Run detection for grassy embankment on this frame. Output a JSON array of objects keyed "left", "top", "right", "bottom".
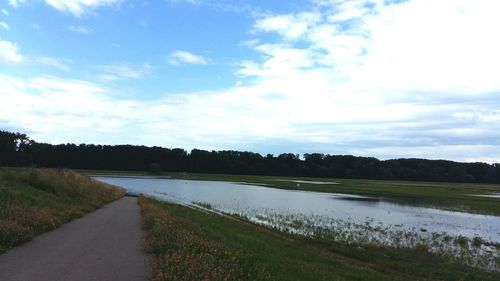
[
  {"left": 84, "top": 169, "right": 500, "bottom": 215},
  {"left": 0, "top": 168, "right": 124, "bottom": 253},
  {"left": 140, "top": 197, "right": 499, "bottom": 281}
]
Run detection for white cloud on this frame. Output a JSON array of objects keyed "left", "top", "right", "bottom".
[
  {"left": 0, "top": 21, "right": 9, "bottom": 30},
  {"left": 1, "top": 9, "right": 9, "bottom": 16},
  {"left": 239, "top": 0, "right": 500, "bottom": 160},
  {"left": 166, "top": 0, "right": 201, "bottom": 5},
  {"left": 248, "top": 0, "right": 500, "bottom": 101},
  {"left": 168, "top": 50, "right": 208, "bottom": 65},
  {"left": 254, "top": 12, "right": 321, "bottom": 40},
  {"left": 237, "top": 44, "right": 314, "bottom": 77},
  {"left": 44, "top": 0, "right": 120, "bottom": 17},
  {"left": 68, "top": 25, "right": 90, "bottom": 34},
  {"left": 0, "top": 39, "right": 23, "bottom": 63},
  {"left": 97, "top": 63, "right": 152, "bottom": 81},
  {"left": 8, "top": 0, "right": 27, "bottom": 8},
  {"left": 167, "top": 0, "right": 259, "bottom": 14},
  {"left": 0, "top": 75, "right": 130, "bottom": 138},
  {"left": 35, "top": 56, "right": 72, "bottom": 71},
  {"left": 8, "top": 0, "right": 119, "bottom": 16},
  {"left": 349, "top": 0, "right": 500, "bottom": 95}
]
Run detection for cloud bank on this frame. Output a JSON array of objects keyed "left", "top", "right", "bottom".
[{"left": 2, "top": 0, "right": 500, "bottom": 162}]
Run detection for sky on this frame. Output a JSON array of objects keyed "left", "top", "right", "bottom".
[{"left": 1, "top": 0, "right": 500, "bottom": 163}]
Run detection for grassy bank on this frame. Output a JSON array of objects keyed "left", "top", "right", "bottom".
[
  {"left": 83, "top": 169, "right": 500, "bottom": 215},
  {"left": 0, "top": 168, "right": 124, "bottom": 253},
  {"left": 139, "top": 197, "right": 499, "bottom": 281}
]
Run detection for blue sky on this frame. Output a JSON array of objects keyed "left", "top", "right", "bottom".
[{"left": 1, "top": 0, "right": 500, "bottom": 163}]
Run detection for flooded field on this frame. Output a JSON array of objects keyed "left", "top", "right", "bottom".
[{"left": 94, "top": 176, "right": 500, "bottom": 269}]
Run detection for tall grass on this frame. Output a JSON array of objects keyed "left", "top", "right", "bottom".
[{"left": 0, "top": 168, "right": 124, "bottom": 253}]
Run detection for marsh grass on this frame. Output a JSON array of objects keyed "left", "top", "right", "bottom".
[
  {"left": 192, "top": 201, "right": 213, "bottom": 210},
  {"left": 200, "top": 206, "right": 499, "bottom": 271},
  {"left": 140, "top": 197, "right": 500, "bottom": 280},
  {"left": 0, "top": 168, "right": 124, "bottom": 253}
]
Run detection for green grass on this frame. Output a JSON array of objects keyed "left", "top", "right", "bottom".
[
  {"left": 0, "top": 168, "right": 125, "bottom": 253},
  {"left": 140, "top": 197, "right": 500, "bottom": 281},
  {"left": 81, "top": 169, "right": 500, "bottom": 215}
]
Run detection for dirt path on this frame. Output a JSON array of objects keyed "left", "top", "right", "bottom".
[{"left": 0, "top": 196, "right": 149, "bottom": 281}]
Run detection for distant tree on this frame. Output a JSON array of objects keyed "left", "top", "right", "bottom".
[
  {"left": 0, "top": 130, "right": 33, "bottom": 166},
  {"left": 149, "top": 163, "right": 162, "bottom": 174}
]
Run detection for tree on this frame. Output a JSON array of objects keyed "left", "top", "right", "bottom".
[
  {"left": 0, "top": 130, "right": 33, "bottom": 166},
  {"left": 149, "top": 163, "right": 162, "bottom": 174}
]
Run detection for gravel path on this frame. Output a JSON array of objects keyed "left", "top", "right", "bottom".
[{"left": 0, "top": 196, "right": 149, "bottom": 281}]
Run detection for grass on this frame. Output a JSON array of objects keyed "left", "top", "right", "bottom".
[
  {"left": 139, "top": 196, "right": 500, "bottom": 281},
  {"left": 0, "top": 168, "right": 124, "bottom": 253}
]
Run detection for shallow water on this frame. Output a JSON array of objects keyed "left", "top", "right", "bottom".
[
  {"left": 471, "top": 193, "right": 500, "bottom": 199},
  {"left": 275, "top": 179, "right": 339, "bottom": 185},
  {"left": 94, "top": 176, "right": 500, "bottom": 243}
]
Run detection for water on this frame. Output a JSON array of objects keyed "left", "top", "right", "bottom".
[
  {"left": 94, "top": 176, "right": 500, "bottom": 243},
  {"left": 471, "top": 193, "right": 500, "bottom": 199},
  {"left": 275, "top": 179, "right": 339, "bottom": 184}
]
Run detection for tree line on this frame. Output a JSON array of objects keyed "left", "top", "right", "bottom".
[{"left": 1, "top": 130, "right": 500, "bottom": 183}]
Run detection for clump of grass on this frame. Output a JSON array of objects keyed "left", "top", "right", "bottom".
[
  {"left": 453, "top": 235, "right": 469, "bottom": 252},
  {"left": 0, "top": 168, "right": 124, "bottom": 253},
  {"left": 139, "top": 197, "right": 271, "bottom": 281},
  {"left": 472, "top": 237, "right": 483, "bottom": 248},
  {"left": 192, "top": 201, "right": 213, "bottom": 210}
]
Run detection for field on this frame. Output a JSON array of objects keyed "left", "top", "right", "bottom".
[
  {"left": 1, "top": 169, "right": 498, "bottom": 279},
  {"left": 83, "top": 170, "right": 500, "bottom": 215},
  {"left": 0, "top": 168, "right": 124, "bottom": 253},
  {"left": 140, "top": 196, "right": 500, "bottom": 281}
]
